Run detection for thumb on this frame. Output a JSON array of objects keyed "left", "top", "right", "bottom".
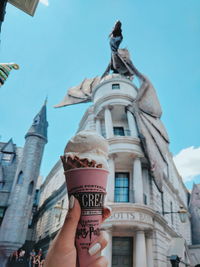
[{"left": 57, "top": 196, "right": 81, "bottom": 249}]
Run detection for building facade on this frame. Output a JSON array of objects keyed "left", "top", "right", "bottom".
[
  {"left": 32, "top": 74, "right": 200, "bottom": 267},
  {"left": 0, "top": 102, "right": 48, "bottom": 266},
  {"left": 189, "top": 184, "right": 200, "bottom": 266}
]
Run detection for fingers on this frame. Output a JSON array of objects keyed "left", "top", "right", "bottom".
[
  {"left": 88, "top": 231, "right": 109, "bottom": 256},
  {"left": 102, "top": 206, "right": 111, "bottom": 222},
  {"left": 88, "top": 256, "right": 108, "bottom": 267},
  {"left": 55, "top": 196, "right": 81, "bottom": 250}
]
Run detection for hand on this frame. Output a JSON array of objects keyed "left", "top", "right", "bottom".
[{"left": 44, "top": 196, "right": 111, "bottom": 267}]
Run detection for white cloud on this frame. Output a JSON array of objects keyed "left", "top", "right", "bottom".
[
  {"left": 40, "top": 0, "right": 49, "bottom": 6},
  {"left": 173, "top": 146, "right": 200, "bottom": 182}
]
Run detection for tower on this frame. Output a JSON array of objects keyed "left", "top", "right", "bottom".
[{"left": 0, "top": 102, "right": 48, "bottom": 266}]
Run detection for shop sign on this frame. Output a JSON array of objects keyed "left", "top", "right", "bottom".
[{"left": 108, "top": 211, "right": 153, "bottom": 225}]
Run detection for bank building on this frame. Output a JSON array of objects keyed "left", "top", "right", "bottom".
[{"left": 32, "top": 27, "right": 200, "bottom": 266}]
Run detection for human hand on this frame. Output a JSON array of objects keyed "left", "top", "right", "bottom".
[{"left": 44, "top": 196, "right": 111, "bottom": 267}]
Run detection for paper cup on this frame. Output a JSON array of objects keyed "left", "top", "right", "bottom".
[{"left": 65, "top": 168, "right": 108, "bottom": 267}]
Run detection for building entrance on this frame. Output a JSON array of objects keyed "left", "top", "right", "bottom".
[{"left": 112, "top": 237, "right": 133, "bottom": 266}]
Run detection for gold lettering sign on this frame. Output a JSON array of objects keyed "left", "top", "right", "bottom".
[
  {"left": 8, "top": 0, "right": 39, "bottom": 16},
  {"left": 108, "top": 211, "right": 153, "bottom": 225}
]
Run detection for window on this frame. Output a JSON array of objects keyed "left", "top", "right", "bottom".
[
  {"left": 17, "top": 171, "right": 23, "bottom": 184},
  {"left": 33, "top": 114, "right": 40, "bottom": 125},
  {"left": 28, "top": 181, "right": 34, "bottom": 195},
  {"left": 0, "top": 182, "right": 5, "bottom": 190},
  {"left": 113, "top": 127, "right": 125, "bottom": 136},
  {"left": 2, "top": 153, "right": 12, "bottom": 162},
  {"left": 143, "top": 193, "right": 147, "bottom": 205},
  {"left": 170, "top": 201, "right": 174, "bottom": 225},
  {"left": 33, "top": 189, "right": 40, "bottom": 206},
  {"left": 115, "top": 173, "right": 129, "bottom": 202},
  {"left": 1, "top": 153, "right": 13, "bottom": 165},
  {"left": 112, "top": 83, "right": 120, "bottom": 90},
  {"left": 58, "top": 199, "right": 65, "bottom": 222},
  {"left": 112, "top": 237, "right": 133, "bottom": 267},
  {"left": 0, "top": 207, "right": 6, "bottom": 225},
  {"left": 195, "top": 192, "right": 200, "bottom": 200}
]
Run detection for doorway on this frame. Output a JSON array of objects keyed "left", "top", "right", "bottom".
[{"left": 112, "top": 237, "right": 133, "bottom": 266}]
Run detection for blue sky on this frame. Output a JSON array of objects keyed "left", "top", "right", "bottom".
[{"left": 0, "top": 0, "right": 200, "bottom": 189}]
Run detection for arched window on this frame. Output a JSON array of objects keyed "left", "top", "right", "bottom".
[
  {"left": 28, "top": 181, "right": 34, "bottom": 195},
  {"left": 17, "top": 171, "right": 23, "bottom": 184}
]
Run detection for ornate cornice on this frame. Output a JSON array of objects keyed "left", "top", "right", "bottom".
[
  {"left": 92, "top": 76, "right": 137, "bottom": 98},
  {"left": 108, "top": 136, "right": 144, "bottom": 157},
  {"left": 93, "top": 94, "right": 134, "bottom": 116}
]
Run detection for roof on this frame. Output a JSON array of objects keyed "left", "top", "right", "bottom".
[
  {"left": 25, "top": 101, "right": 48, "bottom": 142},
  {"left": 0, "top": 139, "right": 15, "bottom": 153}
]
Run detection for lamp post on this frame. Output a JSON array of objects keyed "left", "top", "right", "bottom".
[
  {"left": 157, "top": 206, "right": 188, "bottom": 223},
  {"left": 170, "top": 255, "right": 181, "bottom": 267}
]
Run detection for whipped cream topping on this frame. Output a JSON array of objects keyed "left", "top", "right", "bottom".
[{"left": 64, "top": 130, "right": 109, "bottom": 170}]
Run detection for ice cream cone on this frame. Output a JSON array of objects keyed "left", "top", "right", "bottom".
[{"left": 64, "top": 167, "right": 108, "bottom": 267}]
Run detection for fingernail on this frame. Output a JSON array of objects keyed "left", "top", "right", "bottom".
[
  {"left": 88, "top": 243, "right": 101, "bottom": 256},
  {"left": 69, "top": 195, "right": 75, "bottom": 209}
]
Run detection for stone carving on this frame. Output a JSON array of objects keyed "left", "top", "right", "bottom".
[
  {"left": 127, "top": 76, "right": 170, "bottom": 191},
  {"left": 102, "top": 21, "right": 144, "bottom": 79},
  {"left": 54, "top": 77, "right": 100, "bottom": 108},
  {"left": 54, "top": 21, "right": 145, "bottom": 108}
]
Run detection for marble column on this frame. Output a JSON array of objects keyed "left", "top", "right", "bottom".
[
  {"left": 133, "top": 157, "right": 144, "bottom": 204},
  {"left": 95, "top": 116, "right": 101, "bottom": 135},
  {"left": 146, "top": 235, "right": 154, "bottom": 267},
  {"left": 135, "top": 231, "right": 147, "bottom": 267},
  {"left": 101, "top": 229, "right": 112, "bottom": 267},
  {"left": 104, "top": 106, "right": 113, "bottom": 138},
  {"left": 107, "top": 155, "right": 115, "bottom": 202},
  {"left": 127, "top": 109, "right": 138, "bottom": 137}
]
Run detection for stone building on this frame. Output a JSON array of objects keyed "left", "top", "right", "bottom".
[
  {"left": 32, "top": 72, "right": 200, "bottom": 266},
  {"left": 189, "top": 184, "right": 200, "bottom": 266},
  {"left": 0, "top": 102, "right": 48, "bottom": 266}
]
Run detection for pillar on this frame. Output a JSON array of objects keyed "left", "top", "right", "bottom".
[
  {"left": 135, "top": 231, "right": 147, "bottom": 267},
  {"left": 95, "top": 116, "right": 101, "bottom": 135},
  {"left": 127, "top": 109, "right": 138, "bottom": 137},
  {"left": 107, "top": 155, "right": 115, "bottom": 202},
  {"left": 104, "top": 106, "right": 113, "bottom": 138},
  {"left": 146, "top": 235, "right": 154, "bottom": 267},
  {"left": 101, "top": 229, "right": 112, "bottom": 267},
  {"left": 133, "top": 157, "right": 144, "bottom": 204}
]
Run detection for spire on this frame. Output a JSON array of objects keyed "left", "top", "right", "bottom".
[{"left": 25, "top": 101, "right": 48, "bottom": 143}]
